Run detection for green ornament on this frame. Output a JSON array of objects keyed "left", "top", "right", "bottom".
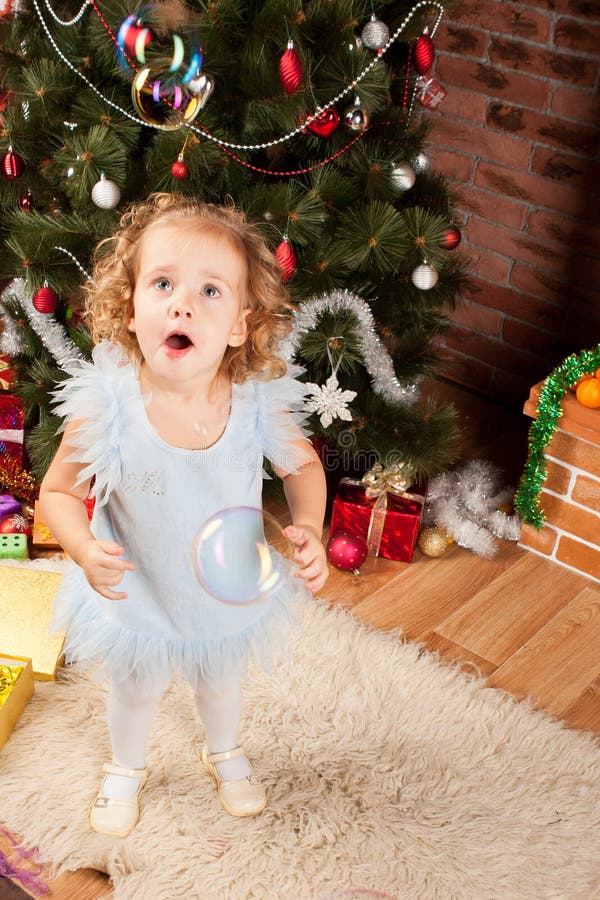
[{"left": 514, "top": 346, "right": 600, "bottom": 528}]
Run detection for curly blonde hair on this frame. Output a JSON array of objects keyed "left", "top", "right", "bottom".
[{"left": 84, "top": 192, "right": 293, "bottom": 382}]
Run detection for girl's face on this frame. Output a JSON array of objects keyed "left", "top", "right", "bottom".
[{"left": 128, "top": 221, "right": 250, "bottom": 389}]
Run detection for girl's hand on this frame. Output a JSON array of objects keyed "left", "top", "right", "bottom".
[
  {"left": 283, "top": 524, "right": 329, "bottom": 595},
  {"left": 76, "top": 539, "right": 136, "bottom": 601}
]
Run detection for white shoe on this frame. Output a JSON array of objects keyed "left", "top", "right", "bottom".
[
  {"left": 200, "top": 745, "right": 267, "bottom": 817},
  {"left": 89, "top": 762, "right": 148, "bottom": 838}
]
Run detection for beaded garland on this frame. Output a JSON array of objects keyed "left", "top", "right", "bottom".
[{"left": 514, "top": 345, "right": 600, "bottom": 528}]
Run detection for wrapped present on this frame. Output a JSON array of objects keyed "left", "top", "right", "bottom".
[
  {"left": 0, "top": 354, "right": 16, "bottom": 390},
  {"left": 330, "top": 463, "right": 427, "bottom": 562},
  {"left": 0, "top": 567, "right": 65, "bottom": 680},
  {"left": 0, "top": 394, "right": 24, "bottom": 466},
  {"left": 416, "top": 75, "right": 447, "bottom": 110},
  {"left": 0, "top": 654, "right": 34, "bottom": 751}
]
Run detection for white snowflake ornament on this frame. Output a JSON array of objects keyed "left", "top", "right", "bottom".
[{"left": 304, "top": 372, "right": 357, "bottom": 428}]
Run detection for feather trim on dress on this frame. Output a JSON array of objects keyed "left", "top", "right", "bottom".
[
  {"left": 52, "top": 342, "right": 138, "bottom": 506},
  {"left": 255, "top": 363, "right": 313, "bottom": 476}
]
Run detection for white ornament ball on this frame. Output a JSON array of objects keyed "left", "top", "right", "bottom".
[
  {"left": 361, "top": 15, "right": 389, "bottom": 50},
  {"left": 91, "top": 175, "right": 121, "bottom": 209},
  {"left": 390, "top": 163, "right": 416, "bottom": 192},
  {"left": 412, "top": 152, "right": 430, "bottom": 174},
  {"left": 411, "top": 263, "right": 439, "bottom": 290}
]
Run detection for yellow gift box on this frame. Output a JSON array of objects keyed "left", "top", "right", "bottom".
[
  {"left": 0, "top": 566, "right": 65, "bottom": 680},
  {"left": 0, "top": 653, "right": 34, "bottom": 751}
]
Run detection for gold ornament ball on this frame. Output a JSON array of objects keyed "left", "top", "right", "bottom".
[{"left": 418, "top": 526, "right": 451, "bottom": 558}]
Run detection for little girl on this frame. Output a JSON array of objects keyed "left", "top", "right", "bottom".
[{"left": 39, "top": 192, "right": 328, "bottom": 839}]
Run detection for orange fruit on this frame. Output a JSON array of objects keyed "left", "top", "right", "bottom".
[
  {"left": 575, "top": 376, "right": 600, "bottom": 408},
  {"left": 569, "top": 374, "right": 593, "bottom": 392}
]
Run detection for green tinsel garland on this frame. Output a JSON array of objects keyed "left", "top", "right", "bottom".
[{"left": 514, "top": 345, "right": 600, "bottom": 528}]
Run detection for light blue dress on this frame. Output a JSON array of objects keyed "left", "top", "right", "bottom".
[{"left": 51, "top": 342, "right": 313, "bottom": 688}]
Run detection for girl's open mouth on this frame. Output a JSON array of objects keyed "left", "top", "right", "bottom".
[{"left": 164, "top": 333, "right": 193, "bottom": 356}]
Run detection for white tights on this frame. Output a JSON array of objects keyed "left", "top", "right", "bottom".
[{"left": 102, "top": 669, "right": 251, "bottom": 801}]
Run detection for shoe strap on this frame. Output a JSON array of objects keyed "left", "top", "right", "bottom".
[
  {"left": 205, "top": 746, "right": 245, "bottom": 764},
  {"left": 102, "top": 762, "right": 148, "bottom": 779}
]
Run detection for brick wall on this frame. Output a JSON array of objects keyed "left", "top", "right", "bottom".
[
  {"left": 426, "top": 0, "right": 600, "bottom": 407},
  {"left": 519, "top": 382, "right": 600, "bottom": 583}
]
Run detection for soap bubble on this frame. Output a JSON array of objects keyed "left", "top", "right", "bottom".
[{"left": 191, "top": 507, "right": 293, "bottom": 605}]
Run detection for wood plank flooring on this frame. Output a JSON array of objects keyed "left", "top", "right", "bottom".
[{"left": 2, "top": 378, "right": 599, "bottom": 899}]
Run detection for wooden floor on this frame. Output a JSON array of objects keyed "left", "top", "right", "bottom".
[{"left": 2, "top": 378, "right": 600, "bottom": 899}]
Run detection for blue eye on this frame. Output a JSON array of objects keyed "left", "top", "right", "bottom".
[
  {"left": 155, "top": 278, "right": 173, "bottom": 291},
  {"left": 203, "top": 284, "right": 221, "bottom": 298}
]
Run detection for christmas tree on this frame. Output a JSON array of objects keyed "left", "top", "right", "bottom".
[{"left": 0, "top": 0, "right": 468, "bottom": 489}]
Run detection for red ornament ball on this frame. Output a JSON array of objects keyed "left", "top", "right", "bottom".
[
  {"left": 442, "top": 225, "right": 461, "bottom": 250},
  {"left": 20, "top": 190, "right": 34, "bottom": 212},
  {"left": 415, "top": 32, "right": 435, "bottom": 75},
  {"left": 171, "top": 158, "right": 189, "bottom": 180},
  {"left": 279, "top": 42, "right": 303, "bottom": 94},
  {"left": 2, "top": 149, "right": 25, "bottom": 179},
  {"left": 33, "top": 285, "right": 59, "bottom": 314},
  {"left": 275, "top": 238, "right": 297, "bottom": 282},
  {"left": 0, "top": 513, "right": 31, "bottom": 536},
  {"left": 326, "top": 532, "right": 369, "bottom": 573}
]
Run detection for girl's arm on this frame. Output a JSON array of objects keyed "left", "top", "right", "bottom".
[
  {"left": 39, "top": 422, "right": 135, "bottom": 600},
  {"left": 275, "top": 445, "right": 329, "bottom": 594}
]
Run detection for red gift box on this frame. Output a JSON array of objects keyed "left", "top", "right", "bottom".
[
  {"left": 0, "top": 394, "right": 24, "bottom": 465},
  {"left": 330, "top": 474, "right": 427, "bottom": 562},
  {"left": 416, "top": 75, "right": 447, "bottom": 110}
]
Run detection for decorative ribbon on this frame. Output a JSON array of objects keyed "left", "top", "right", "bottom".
[
  {"left": 0, "top": 826, "right": 50, "bottom": 895},
  {"left": 0, "top": 429, "right": 23, "bottom": 443},
  {"left": 356, "top": 462, "right": 423, "bottom": 556}
]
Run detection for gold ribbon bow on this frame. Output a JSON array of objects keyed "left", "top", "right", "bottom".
[{"left": 360, "top": 462, "right": 419, "bottom": 557}]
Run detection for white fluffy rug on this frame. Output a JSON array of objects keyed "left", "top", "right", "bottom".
[{"left": 1, "top": 600, "right": 600, "bottom": 900}]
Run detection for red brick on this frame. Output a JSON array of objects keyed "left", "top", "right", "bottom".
[
  {"left": 437, "top": 56, "right": 550, "bottom": 110},
  {"left": 445, "top": 324, "right": 552, "bottom": 381},
  {"left": 572, "top": 474, "right": 600, "bottom": 514},
  {"left": 437, "top": 24, "right": 488, "bottom": 59},
  {"left": 510, "top": 262, "right": 573, "bottom": 302},
  {"left": 523, "top": 0, "right": 600, "bottom": 15},
  {"left": 502, "top": 317, "right": 569, "bottom": 357},
  {"left": 531, "top": 148, "right": 599, "bottom": 191},
  {"left": 467, "top": 218, "right": 573, "bottom": 277},
  {"left": 572, "top": 254, "right": 600, "bottom": 288},
  {"left": 446, "top": 298, "right": 502, "bottom": 335},
  {"left": 428, "top": 117, "right": 531, "bottom": 170},
  {"left": 547, "top": 431, "right": 600, "bottom": 478},
  {"left": 486, "top": 103, "right": 598, "bottom": 155},
  {"left": 428, "top": 145, "right": 474, "bottom": 184},
  {"left": 545, "top": 459, "right": 573, "bottom": 495},
  {"left": 519, "top": 522, "right": 558, "bottom": 555},
  {"left": 488, "top": 36, "right": 596, "bottom": 86},
  {"left": 470, "top": 278, "right": 565, "bottom": 330},
  {"left": 455, "top": 184, "right": 528, "bottom": 230},
  {"left": 541, "top": 492, "right": 600, "bottom": 542},
  {"left": 527, "top": 209, "right": 600, "bottom": 251},
  {"left": 444, "top": 1, "right": 552, "bottom": 43},
  {"left": 462, "top": 245, "right": 511, "bottom": 283},
  {"left": 475, "top": 161, "right": 585, "bottom": 217},
  {"left": 434, "top": 86, "right": 487, "bottom": 124},
  {"left": 556, "top": 536, "right": 600, "bottom": 582},
  {"left": 436, "top": 346, "right": 495, "bottom": 393},
  {"left": 555, "top": 17, "right": 600, "bottom": 56},
  {"left": 551, "top": 85, "right": 598, "bottom": 124}
]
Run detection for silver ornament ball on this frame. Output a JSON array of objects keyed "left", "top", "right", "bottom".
[
  {"left": 390, "top": 163, "right": 416, "bottom": 192},
  {"left": 412, "top": 152, "right": 430, "bottom": 174},
  {"left": 344, "top": 98, "right": 369, "bottom": 132},
  {"left": 361, "top": 16, "right": 389, "bottom": 50},
  {"left": 411, "top": 263, "right": 439, "bottom": 290},
  {"left": 91, "top": 175, "right": 121, "bottom": 210}
]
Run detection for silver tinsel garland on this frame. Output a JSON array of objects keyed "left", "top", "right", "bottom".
[
  {"left": 280, "top": 289, "right": 418, "bottom": 406},
  {"left": 424, "top": 459, "right": 522, "bottom": 558},
  {"left": 0, "top": 278, "right": 83, "bottom": 367}
]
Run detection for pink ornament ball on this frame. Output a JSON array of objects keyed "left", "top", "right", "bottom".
[{"left": 326, "top": 532, "right": 368, "bottom": 573}]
